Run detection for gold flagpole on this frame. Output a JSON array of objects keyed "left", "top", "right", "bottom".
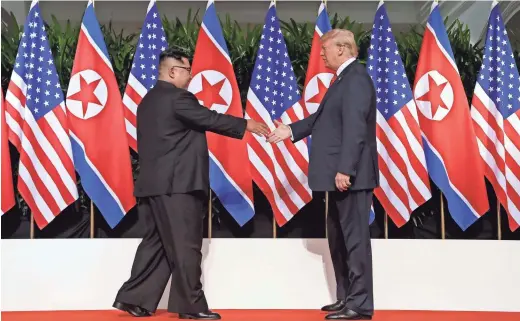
[
  {"left": 30, "top": 212, "right": 35, "bottom": 239},
  {"left": 440, "top": 193, "right": 445, "bottom": 239},
  {"left": 90, "top": 201, "right": 95, "bottom": 238},
  {"left": 497, "top": 201, "right": 502, "bottom": 240},
  {"left": 273, "top": 215, "right": 277, "bottom": 238},
  {"left": 208, "top": 190, "right": 212, "bottom": 239},
  {"left": 384, "top": 212, "right": 388, "bottom": 239}
]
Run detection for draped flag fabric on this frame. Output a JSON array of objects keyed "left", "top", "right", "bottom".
[
  {"left": 188, "top": 0, "right": 255, "bottom": 226},
  {"left": 413, "top": 2, "right": 489, "bottom": 230},
  {"left": 367, "top": 1, "right": 431, "bottom": 227},
  {"left": 1, "top": 91, "right": 16, "bottom": 215},
  {"left": 297, "top": 0, "right": 333, "bottom": 150},
  {"left": 245, "top": 1, "right": 312, "bottom": 226},
  {"left": 4, "top": 0, "right": 78, "bottom": 228},
  {"left": 66, "top": 0, "right": 135, "bottom": 228},
  {"left": 471, "top": 0, "right": 520, "bottom": 231},
  {"left": 123, "top": 0, "right": 168, "bottom": 152}
]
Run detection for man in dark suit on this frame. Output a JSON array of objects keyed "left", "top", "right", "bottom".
[
  {"left": 268, "top": 29, "right": 378, "bottom": 320},
  {"left": 113, "top": 48, "right": 269, "bottom": 320}
]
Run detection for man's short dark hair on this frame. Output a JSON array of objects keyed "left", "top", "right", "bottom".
[{"left": 159, "top": 48, "right": 190, "bottom": 64}]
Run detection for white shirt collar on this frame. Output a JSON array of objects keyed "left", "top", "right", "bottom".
[{"left": 336, "top": 57, "right": 356, "bottom": 76}]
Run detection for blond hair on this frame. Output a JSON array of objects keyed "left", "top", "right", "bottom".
[{"left": 321, "top": 29, "right": 358, "bottom": 57}]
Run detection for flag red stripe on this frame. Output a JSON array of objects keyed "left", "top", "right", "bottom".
[
  {"left": 383, "top": 117, "right": 427, "bottom": 205},
  {"left": 127, "top": 134, "right": 137, "bottom": 152},
  {"left": 7, "top": 84, "right": 27, "bottom": 111},
  {"left": 248, "top": 135, "right": 299, "bottom": 215},
  {"left": 473, "top": 120, "right": 506, "bottom": 175},
  {"left": 17, "top": 178, "right": 51, "bottom": 229},
  {"left": 21, "top": 120, "right": 75, "bottom": 205},
  {"left": 400, "top": 107, "right": 430, "bottom": 187},
  {"left": 472, "top": 96, "right": 505, "bottom": 144},
  {"left": 377, "top": 152, "right": 412, "bottom": 215},
  {"left": 271, "top": 142, "right": 312, "bottom": 204},
  {"left": 504, "top": 121, "right": 520, "bottom": 155},
  {"left": 374, "top": 185, "right": 407, "bottom": 227},
  {"left": 376, "top": 125, "right": 419, "bottom": 210},
  {"left": 248, "top": 154, "right": 288, "bottom": 226},
  {"left": 18, "top": 153, "right": 61, "bottom": 216},
  {"left": 40, "top": 110, "right": 76, "bottom": 182},
  {"left": 282, "top": 137, "right": 310, "bottom": 177},
  {"left": 5, "top": 101, "right": 23, "bottom": 150}
]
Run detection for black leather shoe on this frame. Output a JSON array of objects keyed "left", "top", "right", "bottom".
[
  {"left": 113, "top": 301, "right": 152, "bottom": 317},
  {"left": 325, "top": 308, "right": 371, "bottom": 320},
  {"left": 321, "top": 300, "right": 346, "bottom": 312},
  {"left": 179, "top": 311, "right": 221, "bottom": 320}
]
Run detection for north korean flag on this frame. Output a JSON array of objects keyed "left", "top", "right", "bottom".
[
  {"left": 65, "top": 0, "right": 136, "bottom": 228},
  {"left": 412, "top": 2, "right": 489, "bottom": 230},
  {"left": 188, "top": 0, "right": 255, "bottom": 226}
]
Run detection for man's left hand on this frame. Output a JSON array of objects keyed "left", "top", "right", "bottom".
[{"left": 335, "top": 173, "right": 351, "bottom": 192}]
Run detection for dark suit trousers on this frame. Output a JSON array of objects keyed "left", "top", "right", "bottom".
[
  {"left": 327, "top": 190, "right": 374, "bottom": 315},
  {"left": 115, "top": 192, "right": 208, "bottom": 313}
]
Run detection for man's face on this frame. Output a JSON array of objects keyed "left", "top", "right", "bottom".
[
  {"left": 170, "top": 57, "right": 192, "bottom": 89},
  {"left": 320, "top": 39, "right": 343, "bottom": 71}
]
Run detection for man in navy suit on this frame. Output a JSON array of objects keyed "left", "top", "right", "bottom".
[{"left": 268, "top": 29, "right": 378, "bottom": 320}]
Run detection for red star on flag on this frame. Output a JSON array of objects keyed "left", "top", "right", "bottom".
[
  {"left": 416, "top": 75, "right": 449, "bottom": 116},
  {"left": 196, "top": 76, "right": 227, "bottom": 110},
  {"left": 306, "top": 77, "right": 329, "bottom": 104},
  {"left": 68, "top": 75, "right": 102, "bottom": 118}
]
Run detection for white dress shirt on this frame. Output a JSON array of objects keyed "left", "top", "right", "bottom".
[{"left": 336, "top": 57, "right": 356, "bottom": 76}]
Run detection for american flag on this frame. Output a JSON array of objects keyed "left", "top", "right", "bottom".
[
  {"left": 4, "top": 0, "right": 78, "bottom": 228},
  {"left": 366, "top": 1, "right": 431, "bottom": 227},
  {"left": 245, "top": 1, "right": 312, "bottom": 226},
  {"left": 123, "top": 0, "right": 168, "bottom": 152},
  {"left": 471, "top": 1, "right": 520, "bottom": 231}
]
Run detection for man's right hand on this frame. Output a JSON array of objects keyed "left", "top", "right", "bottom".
[
  {"left": 267, "top": 120, "right": 292, "bottom": 143},
  {"left": 246, "top": 119, "right": 270, "bottom": 137}
]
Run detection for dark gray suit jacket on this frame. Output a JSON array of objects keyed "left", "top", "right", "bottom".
[
  {"left": 290, "top": 60, "right": 379, "bottom": 191},
  {"left": 134, "top": 80, "right": 247, "bottom": 197}
]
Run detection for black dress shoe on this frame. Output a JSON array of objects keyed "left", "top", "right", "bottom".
[
  {"left": 325, "top": 308, "right": 371, "bottom": 320},
  {"left": 179, "top": 311, "right": 221, "bottom": 320},
  {"left": 113, "top": 301, "right": 152, "bottom": 317},
  {"left": 321, "top": 300, "right": 346, "bottom": 312}
]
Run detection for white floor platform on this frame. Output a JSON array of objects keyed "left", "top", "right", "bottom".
[{"left": 1, "top": 239, "right": 519, "bottom": 312}]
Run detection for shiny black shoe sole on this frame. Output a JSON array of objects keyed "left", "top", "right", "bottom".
[
  {"left": 113, "top": 301, "right": 152, "bottom": 317},
  {"left": 179, "top": 313, "right": 221, "bottom": 320},
  {"left": 321, "top": 301, "right": 347, "bottom": 312}
]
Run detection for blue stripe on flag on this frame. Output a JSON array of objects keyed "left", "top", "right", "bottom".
[
  {"left": 82, "top": 2, "right": 111, "bottom": 62},
  {"left": 209, "top": 157, "right": 255, "bottom": 226},
  {"left": 202, "top": 2, "right": 230, "bottom": 57},
  {"left": 427, "top": 4, "right": 456, "bottom": 63},
  {"left": 71, "top": 138, "right": 125, "bottom": 228},
  {"left": 316, "top": 6, "right": 332, "bottom": 32},
  {"left": 422, "top": 138, "right": 479, "bottom": 230}
]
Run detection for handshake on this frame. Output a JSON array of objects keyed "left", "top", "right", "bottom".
[{"left": 246, "top": 119, "right": 292, "bottom": 144}]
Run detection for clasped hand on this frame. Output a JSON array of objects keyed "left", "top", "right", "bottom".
[
  {"left": 247, "top": 119, "right": 292, "bottom": 143},
  {"left": 246, "top": 119, "right": 270, "bottom": 137},
  {"left": 265, "top": 120, "right": 351, "bottom": 192},
  {"left": 266, "top": 120, "right": 292, "bottom": 143}
]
